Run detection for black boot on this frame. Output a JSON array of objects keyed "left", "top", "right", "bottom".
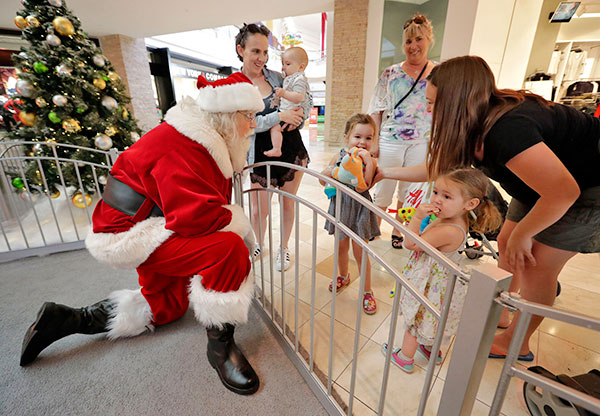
[
  {"left": 206, "top": 324, "right": 259, "bottom": 395},
  {"left": 20, "top": 300, "right": 112, "bottom": 366}
]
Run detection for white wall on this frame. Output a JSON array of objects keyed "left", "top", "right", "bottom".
[{"left": 442, "top": 0, "right": 543, "bottom": 89}]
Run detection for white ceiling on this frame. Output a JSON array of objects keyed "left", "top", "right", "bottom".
[{"left": 0, "top": 0, "right": 334, "bottom": 38}]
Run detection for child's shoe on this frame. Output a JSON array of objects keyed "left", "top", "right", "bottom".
[
  {"left": 329, "top": 274, "right": 350, "bottom": 292},
  {"left": 381, "top": 343, "right": 414, "bottom": 373},
  {"left": 416, "top": 344, "right": 442, "bottom": 365},
  {"left": 362, "top": 291, "right": 377, "bottom": 315}
]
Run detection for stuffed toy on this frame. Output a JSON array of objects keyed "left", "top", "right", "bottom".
[{"left": 332, "top": 147, "right": 367, "bottom": 191}]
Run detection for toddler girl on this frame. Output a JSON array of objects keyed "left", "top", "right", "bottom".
[
  {"left": 321, "top": 113, "right": 380, "bottom": 314},
  {"left": 383, "top": 167, "right": 502, "bottom": 372}
]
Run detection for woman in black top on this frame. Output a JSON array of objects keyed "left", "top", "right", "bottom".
[{"left": 377, "top": 55, "right": 600, "bottom": 361}]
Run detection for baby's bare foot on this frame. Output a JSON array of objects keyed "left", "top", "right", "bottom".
[{"left": 264, "top": 148, "right": 282, "bottom": 157}]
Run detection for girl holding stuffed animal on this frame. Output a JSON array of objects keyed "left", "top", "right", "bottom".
[
  {"left": 382, "top": 167, "right": 501, "bottom": 372},
  {"left": 321, "top": 113, "right": 381, "bottom": 314}
]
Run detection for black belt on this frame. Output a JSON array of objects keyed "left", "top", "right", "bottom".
[{"left": 102, "top": 174, "right": 163, "bottom": 218}]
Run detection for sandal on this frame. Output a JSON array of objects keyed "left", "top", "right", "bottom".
[
  {"left": 329, "top": 274, "right": 351, "bottom": 292},
  {"left": 363, "top": 291, "right": 377, "bottom": 314},
  {"left": 391, "top": 235, "right": 404, "bottom": 249}
]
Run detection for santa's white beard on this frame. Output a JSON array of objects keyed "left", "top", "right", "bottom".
[{"left": 226, "top": 129, "right": 253, "bottom": 173}]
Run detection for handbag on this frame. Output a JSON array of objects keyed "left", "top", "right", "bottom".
[{"left": 382, "top": 61, "right": 429, "bottom": 124}]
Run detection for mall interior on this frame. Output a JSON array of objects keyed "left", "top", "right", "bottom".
[{"left": 1, "top": 0, "right": 600, "bottom": 415}]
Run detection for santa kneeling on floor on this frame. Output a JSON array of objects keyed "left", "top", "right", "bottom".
[{"left": 20, "top": 72, "right": 263, "bottom": 396}]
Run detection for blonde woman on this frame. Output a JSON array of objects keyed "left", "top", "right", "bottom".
[{"left": 368, "top": 13, "right": 436, "bottom": 249}]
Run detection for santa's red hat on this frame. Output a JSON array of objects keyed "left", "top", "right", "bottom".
[{"left": 195, "top": 72, "right": 264, "bottom": 113}]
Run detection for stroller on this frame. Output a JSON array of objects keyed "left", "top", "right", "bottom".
[
  {"left": 523, "top": 366, "right": 600, "bottom": 416},
  {"left": 460, "top": 179, "right": 507, "bottom": 261}
]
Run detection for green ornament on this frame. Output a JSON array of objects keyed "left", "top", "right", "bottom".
[
  {"left": 103, "top": 76, "right": 109, "bottom": 81},
  {"left": 48, "top": 111, "right": 61, "bottom": 124},
  {"left": 33, "top": 62, "right": 48, "bottom": 74},
  {"left": 12, "top": 177, "right": 25, "bottom": 189},
  {"left": 76, "top": 107, "right": 86, "bottom": 114}
]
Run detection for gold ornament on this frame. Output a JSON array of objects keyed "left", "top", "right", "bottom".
[
  {"left": 53, "top": 16, "right": 75, "bottom": 36},
  {"left": 14, "top": 16, "right": 27, "bottom": 29},
  {"left": 26, "top": 16, "right": 41, "bottom": 27},
  {"left": 93, "top": 78, "right": 106, "bottom": 90},
  {"left": 71, "top": 192, "right": 92, "bottom": 208},
  {"left": 104, "top": 126, "right": 117, "bottom": 136},
  {"left": 35, "top": 97, "right": 48, "bottom": 107},
  {"left": 50, "top": 190, "right": 61, "bottom": 199},
  {"left": 107, "top": 71, "right": 120, "bottom": 82},
  {"left": 77, "top": 61, "right": 85, "bottom": 68},
  {"left": 19, "top": 112, "right": 35, "bottom": 126},
  {"left": 121, "top": 108, "right": 129, "bottom": 119},
  {"left": 62, "top": 119, "right": 81, "bottom": 133},
  {"left": 45, "top": 138, "right": 57, "bottom": 143}
]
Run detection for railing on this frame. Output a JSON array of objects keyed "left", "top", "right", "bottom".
[
  {"left": 234, "top": 161, "right": 513, "bottom": 415},
  {"left": 0, "top": 141, "right": 117, "bottom": 262},
  {"left": 490, "top": 292, "right": 600, "bottom": 416}
]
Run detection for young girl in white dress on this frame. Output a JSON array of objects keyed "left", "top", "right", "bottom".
[{"left": 383, "top": 167, "right": 502, "bottom": 372}]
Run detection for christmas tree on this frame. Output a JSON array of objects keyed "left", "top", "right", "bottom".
[{"left": 8, "top": 0, "right": 142, "bottom": 199}]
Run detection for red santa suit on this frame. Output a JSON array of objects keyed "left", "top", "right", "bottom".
[{"left": 85, "top": 77, "right": 262, "bottom": 339}]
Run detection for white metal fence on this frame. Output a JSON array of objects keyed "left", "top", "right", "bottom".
[
  {"left": 234, "top": 161, "right": 600, "bottom": 416},
  {"left": 0, "top": 140, "right": 116, "bottom": 263},
  {"left": 3, "top": 145, "right": 599, "bottom": 415}
]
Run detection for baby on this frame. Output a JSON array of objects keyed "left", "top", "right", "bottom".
[{"left": 264, "top": 47, "right": 312, "bottom": 157}]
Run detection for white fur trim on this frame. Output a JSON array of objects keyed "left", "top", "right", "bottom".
[
  {"left": 85, "top": 217, "right": 174, "bottom": 269},
  {"left": 106, "top": 289, "right": 154, "bottom": 340},
  {"left": 164, "top": 99, "right": 234, "bottom": 179},
  {"left": 196, "top": 82, "right": 264, "bottom": 113},
  {"left": 188, "top": 274, "right": 254, "bottom": 328},
  {"left": 220, "top": 204, "right": 252, "bottom": 238}
]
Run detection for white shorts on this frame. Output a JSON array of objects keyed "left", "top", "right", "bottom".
[{"left": 373, "top": 140, "right": 428, "bottom": 208}]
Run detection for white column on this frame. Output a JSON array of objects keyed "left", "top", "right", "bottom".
[{"left": 361, "top": 0, "right": 385, "bottom": 112}]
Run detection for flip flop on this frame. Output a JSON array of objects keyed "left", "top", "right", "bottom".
[{"left": 488, "top": 350, "right": 534, "bottom": 362}]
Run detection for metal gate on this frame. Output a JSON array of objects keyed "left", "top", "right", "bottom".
[{"left": 0, "top": 140, "right": 116, "bottom": 263}]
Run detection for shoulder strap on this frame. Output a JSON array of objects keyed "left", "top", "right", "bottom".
[{"left": 392, "top": 61, "right": 429, "bottom": 111}]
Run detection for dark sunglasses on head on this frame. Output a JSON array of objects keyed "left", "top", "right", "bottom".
[{"left": 404, "top": 15, "right": 426, "bottom": 29}]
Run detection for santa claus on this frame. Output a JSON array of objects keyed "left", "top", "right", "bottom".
[{"left": 20, "top": 72, "right": 263, "bottom": 395}]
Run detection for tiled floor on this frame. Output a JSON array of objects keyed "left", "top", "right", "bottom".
[{"left": 249, "top": 126, "right": 600, "bottom": 415}]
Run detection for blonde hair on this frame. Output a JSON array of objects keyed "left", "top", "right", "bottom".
[
  {"left": 426, "top": 56, "right": 551, "bottom": 179},
  {"left": 440, "top": 167, "right": 503, "bottom": 234},
  {"left": 343, "top": 113, "right": 376, "bottom": 143},
  {"left": 284, "top": 47, "right": 309, "bottom": 67},
  {"left": 403, "top": 13, "right": 434, "bottom": 44}
]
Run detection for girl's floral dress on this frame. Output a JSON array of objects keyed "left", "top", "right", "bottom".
[{"left": 400, "top": 223, "right": 468, "bottom": 346}]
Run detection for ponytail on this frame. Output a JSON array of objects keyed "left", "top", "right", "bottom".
[{"left": 470, "top": 197, "right": 502, "bottom": 235}]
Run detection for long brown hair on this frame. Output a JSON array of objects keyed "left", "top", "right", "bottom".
[
  {"left": 441, "top": 167, "right": 503, "bottom": 234},
  {"left": 426, "top": 56, "right": 551, "bottom": 179}
]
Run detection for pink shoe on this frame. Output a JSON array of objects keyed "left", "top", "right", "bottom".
[
  {"left": 417, "top": 344, "right": 442, "bottom": 365},
  {"left": 381, "top": 343, "right": 414, "bottom": 373},
  {"left": 329, "top": 275, "right": 350, "bottom": 292},
  {"left": 363, "top": 291, "right": 377, "bottom": 315}
]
